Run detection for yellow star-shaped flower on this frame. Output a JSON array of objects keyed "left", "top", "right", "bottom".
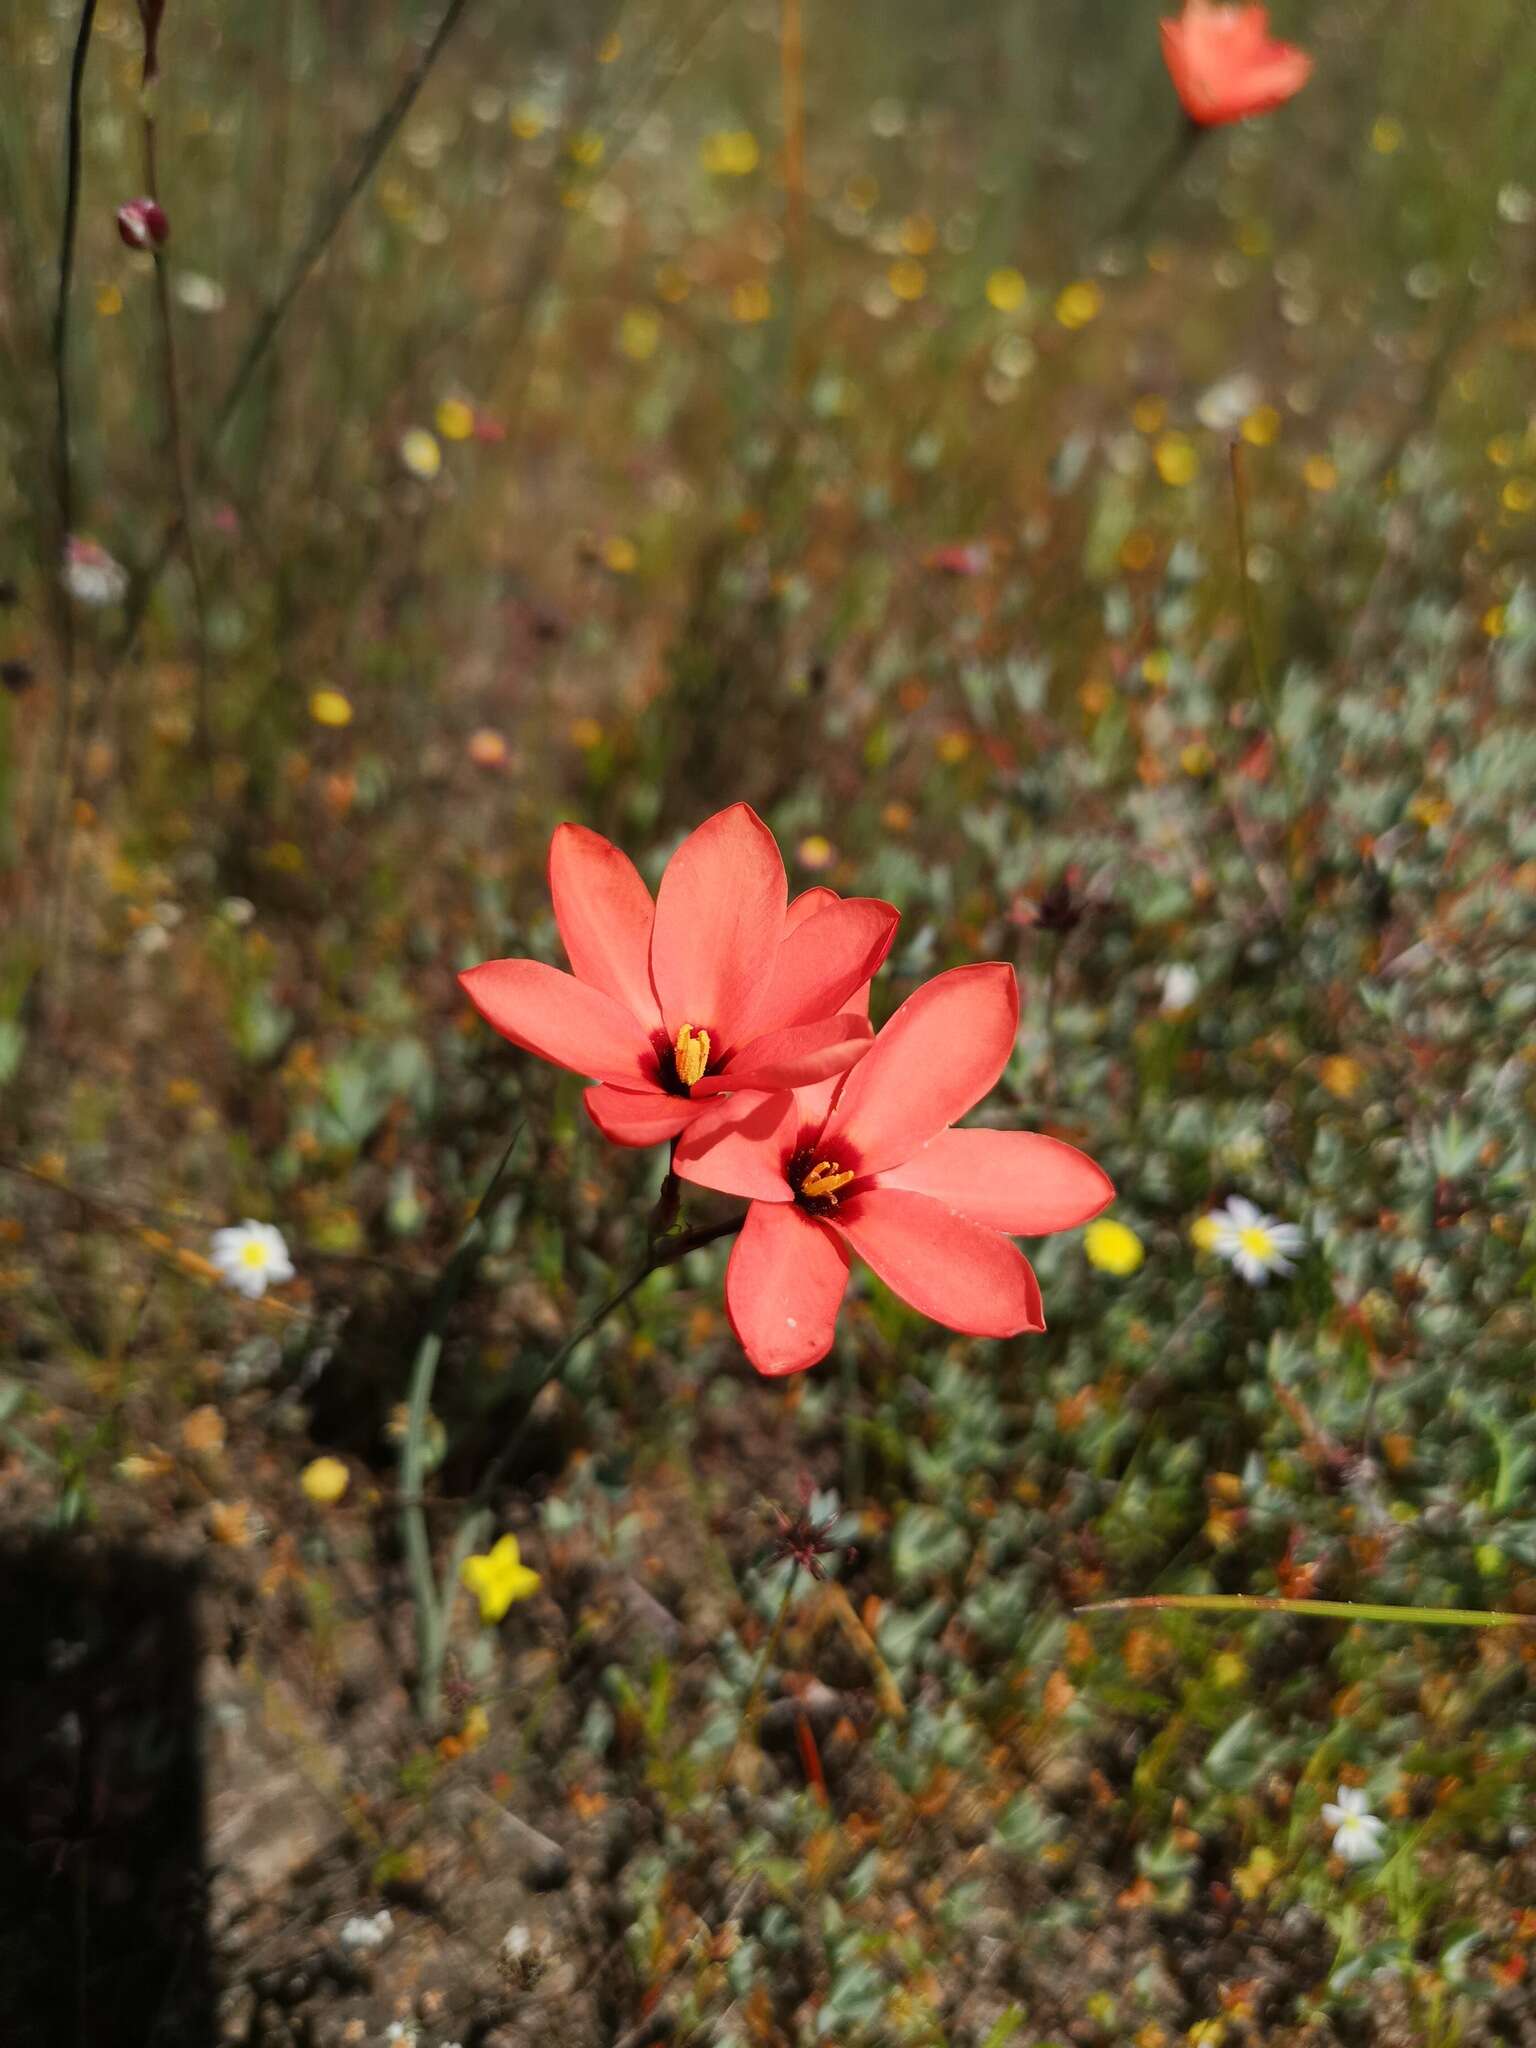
[{"left": 460, "top": 1535, "right": 541, "bottom": 1623}]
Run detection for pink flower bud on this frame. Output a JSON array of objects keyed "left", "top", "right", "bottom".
[{"left": 117, "top": 198, "right": 170, "bottom": 251}]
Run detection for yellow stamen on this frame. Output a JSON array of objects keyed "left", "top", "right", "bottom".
[
  {"left": 800, "top": 1160, "right": 854, "bottom": 1200},
  {"left": 673, "top": 1023, "right": 711, "bottom": 1087}
]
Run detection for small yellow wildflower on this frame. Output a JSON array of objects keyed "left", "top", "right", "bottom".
[
  {"left": 701, "top": 129, "right": 759, "bottom": 176},
  {"left": 731, "top": 279, "right": 772, "bottom": 324},
  {"left": 461, "top": 1535, "right": 541, "bottom": 1623},
  {"left": 301, "top": 1456, "right": 350, "bottom": 1504},
  {"left": 1055, "top": 280, "right": 1102, "bottom": 329},
  {"left": 986, "top": 266, "right": 1027, "bottom": 312},
  {"left": 619, "top": 307, "right": 661, "bottom": 360},
  {"left": 1233, "top": 1845, "right": 1278, "bottom": 1900},
  {"left": 309, "top": 689, "right": 353, "bottom": 728},
  {"left": 1319, "top": 1054, "right": 1365, "bottom": 1100},
  {"left": 1371, "top": 115, "right": 1404, "bottom": 154},
  {"left": 1190, "top": 1213, "right": 1223, "bottom": 1253},
  {"left": 601, "top": 535, "right": 638, "bottom": 575},
  {"left": 797, "top": 833, "right": 834, "bottom": 870},
  {"left": 1084, "top": 1219, "right": 1145, "bottom": 1277},
  {"left": 1242, "top": 405, "right": 1281, "bottom": 447},
  {"left": 888, "top": 258, "right": 927, "bottom": 301},
  {"left": 1155, "top": 434, "right": 1199, "bottom": 487},
  {"left": 436, "top": 397, "right": 475, "bottom": 441},
  {"left": 1303, "top": 454, "right": 1338, "bottom": 493}
]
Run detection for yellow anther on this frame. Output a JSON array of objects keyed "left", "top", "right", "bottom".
[
  {"left": 800, "top": 1160, "right": 854, "bottom": 1200},
  {"left": 673, "top": 1024, "right": 711, "bottom": 1087}
]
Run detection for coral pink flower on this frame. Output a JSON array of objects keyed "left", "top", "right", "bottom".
[
  {"left": 1160, "top": 2, "right": 1312, "bottom": 127},
  {"left": 672, "top": 963, "right": 1114, "bottom": 1375},
  {"left": 460, "top": 805, "right": 898, "bottom": 1146}
]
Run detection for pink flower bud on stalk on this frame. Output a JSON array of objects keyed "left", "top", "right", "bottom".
[{"left": 117, "top": 197, "right": 170, "bottom": 251}]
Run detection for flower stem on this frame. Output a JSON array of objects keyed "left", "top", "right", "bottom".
[
  {"left": 400, "top": 1125, "right": 523, "bottom": 1723},
  {"left": 461, "top": 1210, "right": 745, "bottom": 1519},
  {"left": 142, "top": 100, "right": 212, "bottom": 765},
  {"left": 1078, "top": 1593, "right": 1534, "bottom": 1630},
  {"left": 39, "top": 0, "right": 98, "bottom": 1004},
  {"left": 408, "top": 1156, "right": 743, "bottom": 1723}
]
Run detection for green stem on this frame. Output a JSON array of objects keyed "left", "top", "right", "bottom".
[
  {"left": 458, "top": 1210, "right": 744, "bottom": 1525},
  {"left": 400, "top": 1126, "right": 522, "bottom": 1722},
  {"left": 1078, "top": 1593, "right": 1534, "bottom": 1630},
  {"left": 412, "top": 1170, "right": 743, "bottom": 1722}
]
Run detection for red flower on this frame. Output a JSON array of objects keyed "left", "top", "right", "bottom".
[
  {"left": 672, "top": 963, "right": 1114, "bottom": 1375},
  {"left": 1160, "top": 2, "right": 1312, "bottom": 127},
  {"left": 460, "top": 805, "right": 898, "bottom": 1146}
]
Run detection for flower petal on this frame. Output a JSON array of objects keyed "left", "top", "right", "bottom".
[
  {"left": 459, "top": 959, "right": 655, "bottom": 1086},
  {"left": 674, "top": 1091, "right": 797, "bottom": 1201},
  {"left": 875, "top": 1128, "right": 1114, "bottom": 1235},
  {"left": 583, "top": 1085, "right": 701, "bottom": 1147},
  {"left": 648, "top": 804, "right": 787, "bottom": 1047},
  {"left": 747, "top": 897, "right": 900, "bottom": 1034},
  {"left": 820, "top": 962, "right": 1020, "bottom": 1177},
  {"left": 548, "top": 822, "right": 661, "bottom": 1029},
  {"left": 695, "top": 1012, "right": 873, "bottom": 1094},
  {"left": 831, "top": 1187, "right": 1045, "bottom": 1336},
  {"left": 726, "top": 1201, "right": 850, "bottom": 1375},
  {"left": 786, "top": 886, "right": 839, "bottom": 933}
]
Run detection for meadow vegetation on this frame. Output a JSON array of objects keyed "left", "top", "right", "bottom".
[{"left": 3, "top": 1, "right": 1536, "bottom": 2043}]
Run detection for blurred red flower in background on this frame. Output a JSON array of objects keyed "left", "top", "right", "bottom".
[{"left": 1160, "top": 1, "right": 1312, "bottom": 126}]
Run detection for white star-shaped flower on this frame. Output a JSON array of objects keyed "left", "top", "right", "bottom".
[
  {"left": 1322, "top": 1784, "right": 1387, "bottom": 1864},
  {"left": 210, "top": 1220, "right": 294, "bottom": 1300},
  {"left": 1205, "top": 1195, "right": 1305, "bottom": 1285}
]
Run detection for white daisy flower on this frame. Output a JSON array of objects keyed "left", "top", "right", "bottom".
[
  {"left": 62, "top": 536, "right": 128, "bottom": 608},
  {"left": 210, "top": 1220, "right": 294, "bottom": 1300},
  {"left": 1322, "top": 1785, "right": 1387, "bottom": 1864},
  {"left": 337, "top": 1908, "right": 392, "bottom": 1953},
  {"left": 1159, "top": 963, "right": 1199, "bottom": 1014},
  {"left": 1206, "top": 1196, "right": 1305, "bottom": 1285}
]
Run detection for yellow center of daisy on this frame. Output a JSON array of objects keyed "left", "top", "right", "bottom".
[
  {"left": 673, "top": 1023, "right": 711, "bottom": 1087},
  {"left": 799, "top": 1159, "right": 854, "bottom": 1203},
  {"left": 240, "top": 1241, "right": 269, "bottom": 1269},
  {"left": 1237, "top": 1224, "right": 1274, "bottom": 1261}
]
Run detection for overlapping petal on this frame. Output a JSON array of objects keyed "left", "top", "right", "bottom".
[
  {"left": 830, "top": 1188, "right": 1045, "bottom": 1336},
  {"left": 674, "top": 1092, "right": 798, "bottom": 1200},
  {"left": 694, "top": 1013, "right": 873, "bottom": 1095},
  {"left": 726, "top": 1201, "right": 850, "bottom": 1376},
  {"left": 548, "top": 823, "right": 660, "bottom": 1029},
  {"left": 746, "top": 897, "right": 899, "bottom": 1035},
  {"left": 459, "top": 960, "right": 654, "bottom": 1087},
  {"left": 820, "top": 962, "right": 1019, "bottom": 1177},
  {"left": 649, "top": 804, "right": 787, "bottom": 1046},
  {"left": 875, "top": 1128, "right": 1114, "bottom": 1235}
]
